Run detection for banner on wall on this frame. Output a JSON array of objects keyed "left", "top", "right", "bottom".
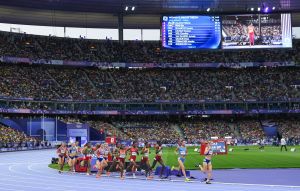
[
  {"left": 0, "top": 56, "right": 297, "bottom": 69},
  {"left": 200, "top": 140, "right": 227, "bottom": 155}
]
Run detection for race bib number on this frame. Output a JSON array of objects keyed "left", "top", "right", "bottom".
[
  {"left": 180, "top": 151, "right": 186, "bottom": 155},
  {"left": 132, "top": 152, "right": 137, "bottom": 156}
]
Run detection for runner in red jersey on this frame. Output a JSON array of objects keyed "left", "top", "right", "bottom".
[
  {"left": 151, "top": 141, "right": 166, "bottom": 178},
  {"left": 126, "top": 141, "right": 139, "bottom": 178},
  {"left": 118, "top": 144, "right": 127, "bottom": 179},
  {"left": 57, "top": 142, "right": 68, "bottom": 174},
  {"left": 141, "top": 142, "right": 153, "bottom": 179},
  {"left": 107, "top": 143, "right": 121, "bottom": 176}
]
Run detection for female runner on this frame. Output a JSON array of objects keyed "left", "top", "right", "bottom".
[
  {"left": 82, "top": 142, "right": 93, "bottom": 176},
  {"left": 199, "top": 141, "right": 214, "bottom": 184},
  {"left": 141, "top": 142, "right": 153, "bottom": 179},
  {"left": 57, "top": 142, "right": 68, "bottom": 174},
  {"left": 107, "top": 143, "right": 121, "bottom": 176},
  {"left": 126, "top": 141, "right": 139, "bottom": 178},
  {"left": 151, "top": 141, "right": 166, "bottom": 178},
  {"left": 101, "top": 143, "right": 110, "bottom": 175},
  {"left": 68, "top": 142, "right": 78, "bottom": 172},
  {"left": 174, "top": 140, "right": 190, "bottom": 182},
  {"left": 118, "top": 144, "right": 127, "bottom": 179},
  {"left": 94, "top": 144, "right": 103, "bottom": 178}
]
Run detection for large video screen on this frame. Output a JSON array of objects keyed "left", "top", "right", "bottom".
[
  {"left": 222, "top": 13, "right": 292, "bottom": 49},
  {"left": 161, "top": 15, "right": 222, "bottom": 49}
]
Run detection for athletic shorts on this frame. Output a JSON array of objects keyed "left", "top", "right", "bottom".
[
  {"left": 84, "top": 156, "right": 92, "bottom": 161},
  {"left": 203, "top": 158, "right": 211, "bottom": 164},
  {"left": 69, "top": 156, "right": 75, "bottom": 160},
  {"left": 118, "top": 158, "right": 125, "bottom": 164},
  {"left": 141, "top": 157, "right": 149, "bottom": 163},
  {"left": 178, "top": 157, "right": 185, "bottom": 163},
  {"left": 59, "top": 154, "right": 66, "bottom": 158},
  {"left": 97, "top": 158, "right": 104, "bottom": 162},
  {"left": 130, "top": 156, "right": 136, "bottom": 162},
  {"left": 155, "top": 155, "right": 162, "bottom": 161}
]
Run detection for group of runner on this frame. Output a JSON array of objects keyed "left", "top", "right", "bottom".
[{"left": 56, "top": 140, "right": 214, "bottom": 184}]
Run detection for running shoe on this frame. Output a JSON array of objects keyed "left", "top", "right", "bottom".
[
  {"left": 160, "top": 176, "right": 167, "bottom": 179},
  {"left": 147, "top": 176, "right": 153, "bottom": 180},
  {"left": 206, "top": 180, "right": 212, "bottom": 184},
  {"left": 171, "top": 166, "right": 175, "bottom": 171},
  {"left": 58, "top": 170, "right": 61, "bottom": 174},
  {"left": 185, "top": 178, "right": 191, "bottom": 182},
  {"left": 132, "top": 174, "right": 136, "bottom": 178}
]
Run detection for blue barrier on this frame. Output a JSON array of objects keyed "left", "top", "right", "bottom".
[{"left": 154, "top": 166, "right": 171, "bottom": 177}]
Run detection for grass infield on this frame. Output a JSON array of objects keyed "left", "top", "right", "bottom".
[{"left": 49, "top": 145, "right": 300, "bottom": 171}]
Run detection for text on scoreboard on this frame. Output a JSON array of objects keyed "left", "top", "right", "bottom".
[{"left": 162, "top": 15, "right": 221, "bottom": 49}]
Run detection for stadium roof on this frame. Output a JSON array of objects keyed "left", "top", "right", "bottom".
[{"left": 0, "top": 0, "right": 300, "bottom": 28}]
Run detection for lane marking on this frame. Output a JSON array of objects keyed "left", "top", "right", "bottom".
[{"left": 213, "top": 181, "right": 300, "bottom": 188}]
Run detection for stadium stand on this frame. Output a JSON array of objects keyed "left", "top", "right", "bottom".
[
  {"left": 0, "top": 124, "right": 38, "bottom": 148},
  {"left": 0, "top": 31, "right": 300, "bottom": 63},
  {"left": 0, "top": 65, "right": 300, "bottom": 102}
]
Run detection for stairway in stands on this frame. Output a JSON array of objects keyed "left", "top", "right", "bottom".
[
  {"left": 229, "top": 122, "right": 242, "bottom": 139},
  {"left": 172, "top": 124, "right": 185, "bottom": 139}
]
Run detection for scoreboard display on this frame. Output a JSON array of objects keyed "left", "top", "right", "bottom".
[{"left": 162, "top": 15, "right": 222, "bottom": 49}]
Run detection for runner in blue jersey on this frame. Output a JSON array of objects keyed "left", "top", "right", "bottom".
[
  {"left": 198, "top": 141, "right": 214, "bottom": 184},
  {"left": 174, "top": 140, "right": 190, "bottom": 182}
]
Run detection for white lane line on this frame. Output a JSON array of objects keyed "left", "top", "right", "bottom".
[
  {"left": 2, "top": 149, "right": 299, "bottom": 191},
  {"left": 213, "top": 181, "right": 300, "bottom": 188},
  {"left": 7, "top": 164, "right": 176, "bottom": 191},
  {"left": 0, "top": 162, "right": 48, "bottom": 165},
  {"left": 0, "top": 188, "right": 24, "bottom": 191},
  {"left": 29, "top": 164, "right": 299, "bottom": 190},
  {"left": 1, "top": 170, "right": 282, "bottom": 191},
  {"left": 0, "top": 182, "right": 62, "bottom": 190}
]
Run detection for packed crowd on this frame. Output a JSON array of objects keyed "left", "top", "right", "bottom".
[
  {"left": 181, "top": 121, "right": 235, "bottom": 144},
  {"left": 113, "top": 121, "right": 181, "bottom": 144},
  {"left": 0, "top": 124, "right": 37, "bottom": 148},
  {"left": 236, "top": 121, "right": 265, "bottom": 144},
  {"left": 88, "top": 121, "right": 130, "bottom": 140},
  {"left": 0, "top": 31, "right": 300, "bottom": 63},
  {"left": 0, "top": 65, "right": 300, "bottom": 102},
  {"left": 277, "top": 119, "right": 300, "bottom": 145},
  {"left": 1, "top": 117, "right": 300, "bottom": 146}
]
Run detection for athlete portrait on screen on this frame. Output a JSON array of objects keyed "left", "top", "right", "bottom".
[{"left": 248, "top": 23, "right": 255, "bottom": 46}]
